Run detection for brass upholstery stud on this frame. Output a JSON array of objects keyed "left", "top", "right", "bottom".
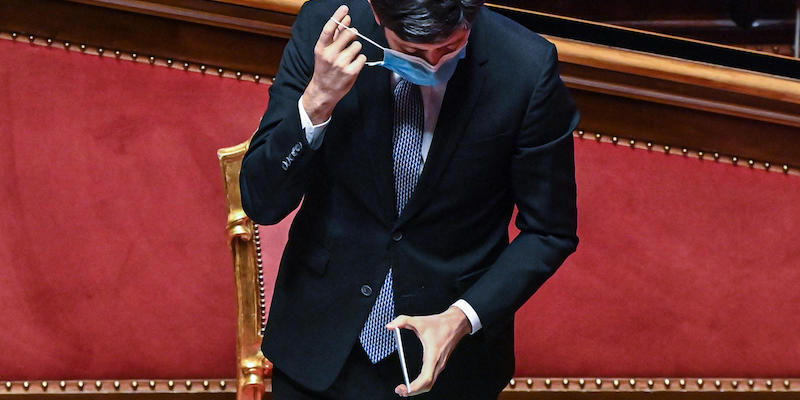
[
  {"left": 681, "top": 148, "right": 688, "bottom": 155},
  {"left": 46, "top": 38, "right": 53, "bottom": 45},
  {"left": 732, "top": 156, "right": 739, "bottom": 164},
  {"left": 167, "top": 59, "right": 174, "bottom": 66},
  {"left": 132, "top": 381, "right": 139, "bottom": 390},
  {"left": 545, "top": 379, "right": 551, "bottom": 388},
  {"left": 646, "top": 142, "right": 653, "bottom": 150},
  {"left": 114, "top": 381, "right": 120, "bottom": 390},
  {"left": 23, "top": 381, "right": 30, "bottom": 390},
  {"left": 526, "top": 379, "right": 533, "bottom": 388},
  {"left": 186, "top": 380, "right": 192, "bottom": 389},
  {"left": 595, "top": 378, "right": 602, "bottom": 388},
  {"left": 698, "top": 151, "right": 704, "bottom": 159},
  {"left": 629, "top": 139, "right": 635, "bottom": 147},
  {"left": 509, "top": 379, "right": 516, "bottom": 388},
  {"left": 95, "top": 380, "right": 102, "bottom": 390},
  {"left": 713, "top": 152, "right": 720, "bottom": 160},
  {"left": 732, "top": 380, "right": 739, "bottom": 389},
  {"left": 98, "top": 48, "right": 104, "bottom": 55},
  {"left": 784, "top": 380, "right": 790, "bottom": 388},
  {"left": 115, "top": 50, "right": 121, "bottom": 56},
  {"left": 766, "top": 380, "right": 773, "bottom": 388},
  {"left": 220, "top": 380, "right": 227, "bottom": 389},
  {"left": 748, "top": 159, "right": 755, "bottom": 167},
  {"left": 783, "top": 165, "right": 789, "bottom": 173},
  {"left": 562, "top": 379, "right": 569, "bottom": 387},
  {"left": 203, "top": 380, "right": 210, "bottom": 390},
  {"left": 64, "top": 41, "right": 71, "bottom": 48},
  {"left": 595, "top": 133, "right": 601, "bottom": 141},
  {"left": 663, "top": 145, "right": 671, "bottom": 154},
  {"left": 578, "top": 378, "right": 585, "bottom": 388},
  {"left": 78, "top": 381, "right": 84, "bottom": 390},
  {"left": 183, "top": 62, "right": 190, "bottom": 70},
  {"left": 41, "top": 381, "right": 48, "bottom": 390},
  {"left": 149, "top": 380, "right": 156, "bottom": 389},
  {"left": 611, "top": 136, "right": 618, "bottom": 144},
  {"left": 613, "top": 379, "right": 620, "bottom": 389},
  {"left": 764, "top": 162, "right": 770, "bottom": 170},
  {"left": 59, "top": 381, "right": 66, "bottom": 390},
  {"left": 28, "top": 35, "right": 35, "bottom": 42},
  {"left": 132, "top": 52, "right": 138, "bottom": 59},
  {"left": 577, "top": 130, "right": 585, "bottom": 138},
  {"left": 715, "top": 380, "right": 722, "bottom": 389},
  {"left": 236, "top": 71, "right": 243, "bottom": 79},
  {"left": 11, "top": 32, "right": 18, "bottom": 39},
  {"left": 218, "top": 68, "right": 225, "bottom": 76},
  {"left": 200, "top": 65, "right": 207, "bottom": 72},
  {"left": 665, "top": 379, "right": 671, "bottom": 388},
  {"left": 80, "top": 44, "right": 87, "bottom": 51},
  {"left": 168, "top": 380, "right": 175, "bottom": 390},
  {"left": 748, "top": 380, "right": 754, "bottom": 388},
  {"left": 629, "top": 379, "right": 636, "bottom": 387},
  {"left": 698, "top": 379, "right": 704, "bottom": 388},
  {"left": 149, "top": 56, "right": 155, "bottom": 64},
  {"left": 680, "top": 379, "right": 686, "bottom": 388},
  {"left": 254, "top": 74, "right": 261, "bottom": 82},
  {"left": 647, "top": 380, "right": 654, "bottom": 388}
]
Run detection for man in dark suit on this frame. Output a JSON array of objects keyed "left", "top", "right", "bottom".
[{"left": 239, "top": 0, "right": 579, "bottom": 398}]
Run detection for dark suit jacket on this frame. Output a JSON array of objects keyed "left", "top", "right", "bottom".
[{"left": 240, "top": 0, "right": 580, "bottom": 396}]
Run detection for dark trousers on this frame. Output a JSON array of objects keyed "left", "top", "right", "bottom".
[{"left": 272, "top": 341, "right": 501, "bottom": 400}]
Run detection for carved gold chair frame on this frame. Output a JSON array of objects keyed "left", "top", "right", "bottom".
[{"left": 218, "top": 139, "right": 273, "bottom": 400}]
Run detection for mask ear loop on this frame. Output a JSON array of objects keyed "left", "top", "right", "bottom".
[{"left": 329, "top": 17, "right": 385, "bottom": 66}]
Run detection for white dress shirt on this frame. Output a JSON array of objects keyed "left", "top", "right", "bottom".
[{"left": 296, "top": 72, "right": 483, "bottom": 334}]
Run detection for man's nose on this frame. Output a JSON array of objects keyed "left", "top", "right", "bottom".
[{"left": 424, "top": 49, "right": 446, "bottom": 65}]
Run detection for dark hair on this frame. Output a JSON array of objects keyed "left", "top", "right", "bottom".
[{"left": 370, "top": 0, "right": 484, "bottom": 43}]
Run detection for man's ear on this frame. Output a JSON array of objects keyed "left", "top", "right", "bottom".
[{"left": 367, "top": 0, "right": 381, "bottom": 26}]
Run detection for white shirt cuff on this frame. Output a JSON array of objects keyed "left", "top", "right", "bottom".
[
  {"left": 451, "top": 299, "right": 482, "bottom": 335},
  {"left": 298, "top": 95, "right": 331, "bottom": 150}
]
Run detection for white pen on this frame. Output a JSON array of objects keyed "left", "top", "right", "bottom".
[{"left": 394, "top": 327, "right": 412, "bottom": 393}]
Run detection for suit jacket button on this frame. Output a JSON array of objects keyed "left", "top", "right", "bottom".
[
  {"left": 392, "top": 231, "right": 403, "bottom": 242},
  {"left": 360, "top": 285, "right": 373, "bottom": 297}
]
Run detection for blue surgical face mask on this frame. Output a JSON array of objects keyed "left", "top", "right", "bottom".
[{"left": 330, "top": 18, "right": 467, "bottom": 86}]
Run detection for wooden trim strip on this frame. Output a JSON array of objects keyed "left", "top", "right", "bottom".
[
  {"left": 563, "top": 76, "right": 800, "bottom": 128},
  {"left": 0, "top": 379, "right": 235, "bottom": 395},
  {"left": 549, "top": 36, "right": 800, "bottom": 104},
  {"left": 67, "top": 0, "right": 293, "bottom": 37},
  {"left": 210, "top": 0, "right": 304, "bottom": 15}
]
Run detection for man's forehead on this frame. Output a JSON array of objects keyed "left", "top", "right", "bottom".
[{"left": 388, "top": 25, "right": 470, "bottom": 49}]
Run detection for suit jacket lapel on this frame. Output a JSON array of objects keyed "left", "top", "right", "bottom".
[
  {"left": 396, "top": 42, "right": 488, "bottom": 227},
  {"left": 354, "top": 17, "right": 397, "bottom": 224}
]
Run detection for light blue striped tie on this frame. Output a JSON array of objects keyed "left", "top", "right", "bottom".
[{"left": 359, "top": 79, "right": 423, "bottom": 363}]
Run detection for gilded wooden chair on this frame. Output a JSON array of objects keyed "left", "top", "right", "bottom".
[{"left": 218, "top": 139, "right": 273, "bottom": 400}]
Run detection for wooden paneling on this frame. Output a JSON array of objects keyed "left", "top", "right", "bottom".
[{"left": 0, "top": 0, "right": 288, "bottom": 76}]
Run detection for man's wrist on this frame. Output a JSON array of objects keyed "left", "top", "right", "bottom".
[
  {"left": 302, "top": 82, "right": 334, "bottom": 124},
  {"left": 445, "top": 306, "right": 472, "bottom": 337}
]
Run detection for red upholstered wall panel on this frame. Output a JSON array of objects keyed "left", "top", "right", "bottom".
[
  {"left": 0, "top": 38, "right": 267, "bottom": 379},
  {"left": 515, "top": 141, "right": 800, "bottom": 377},
  {"left": 3, "top": 35, "right": 799, "bottom": 381}
]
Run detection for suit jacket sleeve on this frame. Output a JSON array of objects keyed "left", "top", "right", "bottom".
[
  {"left": 461, "top": 43, "right": 580, "bottom": 330},
  {"left": 240, "top": 2, "right": 322, "bottom": 225}
]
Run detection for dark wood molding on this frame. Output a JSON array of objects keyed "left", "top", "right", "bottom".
[
  {"left": 0, "top": 0, "right": 288, "bottom": 76},
  {"left": 2, "top": 377, "right": 797, "bottom": 399}
]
